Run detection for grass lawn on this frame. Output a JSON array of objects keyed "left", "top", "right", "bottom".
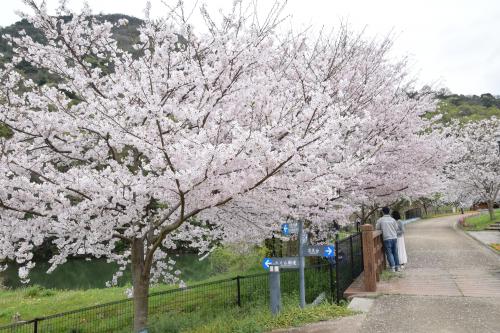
[
  {"left": 464, "top": 209, "right": 500, "bottom": 231},
  {"left": 0, "top": 268, "right": 345, "bottom": 332},
  {"left": 422, "top": 211, "right": 470, "bottom": 219},
  {"left": 0, "top": 286, "right": 352, "bottom": 332},
  {"left": 0, "top": 267, "right": 267, "bottom": 326},
  {"left": 143, "top": 296, "right": 353, "bottom": 333},
  {"left": 0, "top": 283, "right": 172, "bottom": 326}
]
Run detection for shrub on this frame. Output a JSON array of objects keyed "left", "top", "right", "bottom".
[{"left": 23, "top": 285, "right": 55, "bottom": 298}]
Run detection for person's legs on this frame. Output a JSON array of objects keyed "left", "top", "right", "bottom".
[
  {"left": 391, "top": 238, "right": 400, "bottom": 270},
  {"left": 383, "top": 239, "right": 395, "bottom": 270}
]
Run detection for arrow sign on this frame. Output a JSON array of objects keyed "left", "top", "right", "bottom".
[
  {"left": 262, "top": 257, "right": 273, "bottom": 270},
  {"left": 304, "top": 245, "right": 335, "bottom": 257},
  {"left": 281, "top": 223, "right": 289, "bottom": 236},
  {"left": 262, "top": 257, "right": 299, "bottom": 270},
  {"left": 323, "top": 245, "right": 335, "bottom": 257},
  {"left": 281, "top": 222, "right": 299, "bottom": 236}
]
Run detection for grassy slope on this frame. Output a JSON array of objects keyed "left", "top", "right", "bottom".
[
  {"left": 143, "top": 296, "right": 353, "bottom": 333},
  {"left": 0, "top": 268, "right": 272, "bottom": 326},
  {"left": 0, "top": 265, "right": 343, "bottom": 332},
  {"left": 464, "top": 209, "right": 500, "bottom": 231},
  {"left": 0, "top": 284, "right": 172, "bottom": 325}
]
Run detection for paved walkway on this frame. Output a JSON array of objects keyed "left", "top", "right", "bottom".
[
  {"left": 275, "top": 215, "right": 500, "bottom": 332},
  {"left": 373, "top": 215, "right": 500, "bottom": 297}
]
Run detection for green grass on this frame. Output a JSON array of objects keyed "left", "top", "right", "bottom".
[
  {"left": 0, "top": 265, "right": 337, "bottom": 332},
  {"left": 464, "top": 209, "right": 500, "bottom": 231},
  {"left": 0, "top": 270, "right": 270, "bottom": 326},
  {"left": 0, "top": 263, "right": 259, "bottom": 325},
  {"left": 379, "top": 270, "right": 401, "bottom": 281},
  {"left": 336, "top": 231, "right": 355, "bottom": 240},
  {"left": 0, "top": 243, "right": 346, "bottom": 330},
  {"left": 145, "top": 296, "right": 353, "bottom": 333},
  {"left": 422, "top": 211, "right": 467, "bottom": 219},
  {"left": 0, "top": 284, "right": 160, "bottom": 326},
  {"left": 0, "top": 264, "right": 334, "bottom": 329}
]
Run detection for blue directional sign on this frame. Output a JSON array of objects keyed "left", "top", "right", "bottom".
[
  {"left": 262, "top": 257, "right": 273, "bottom": 270},
  {"left": 323, "top": 245, "right": 335, "bottom": 257},
  {"left": 262, "top": 257, "right": 299, "bottom": 270},
  {"left": 281, "top": 222, "right": 299, "bottom": 236},
  {"left": 281, "top": 223, "right": 289, "bottom": 236},
  {"left": 304, "top": 245, "right": 335, "bottom": 257}
]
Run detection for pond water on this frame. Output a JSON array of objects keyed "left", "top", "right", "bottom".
[{"left": 0, "top": 254, "right": 212, "bottom": 290}]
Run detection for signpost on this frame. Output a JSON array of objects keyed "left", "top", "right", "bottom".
[
  {"left": 269, "top": 265, "right": 281, "bottom": 315},
  {"left": 265, "top": 220, "right": 337, "bottom": 311},
  {"left": 281, "top": 222, "right": 299, "bottom": 236},
  {"left": 304, "top": 245, "right": 335, "bottom": 257},
  {"left": 298, "top": 221, "right": 306, "bottom": 309},
  {"left": 262, "top": 257, "right": 299, "bottom": 270}
]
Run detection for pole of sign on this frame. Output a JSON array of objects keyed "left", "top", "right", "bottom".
[
  {"left": 335, "top": 234, "right": 340, "bottom": 304},
  {"left": 269, "top": 265, "right": 281, "bottom": 315},
  {"left": 298, "top": 220, "right": 306, "bottom": 308}
]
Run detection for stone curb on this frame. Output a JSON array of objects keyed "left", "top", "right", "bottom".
[{"left": 453, "top": 219, "right": 500, "bottom": 258}]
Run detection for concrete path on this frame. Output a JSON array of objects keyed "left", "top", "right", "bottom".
[
  {"left": 275, "top": 215, "right": 500, "bottom": 332},
  {"left": 373, "top": 215, "right": 500, "bottom": 298}
]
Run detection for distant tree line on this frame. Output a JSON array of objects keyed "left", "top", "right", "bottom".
[{"left": 428, "top": 91, "right": 500, "bottom": 124}]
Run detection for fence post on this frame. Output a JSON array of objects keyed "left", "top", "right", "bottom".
[
  {"left": 328, "top": 262, "right": 334, "bottom": 303},
  {"left": 33, "top": 318, "right": 38, "bottom": 333},
  {"left": 236, "top": 276, "right": 242, "bottom": 307},
  {"left": 349, "top": 236, "right": 354, "bottom": 280},
  {"left": 334, "top": 237, "right": 340, "bottom": 304},
  {"left": 361, "top": 224, "right": 377, "bottom": 292}
]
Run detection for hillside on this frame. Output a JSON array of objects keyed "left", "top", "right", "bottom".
[
  {"left": 0, "top": 14, "right": 143, "bottom": 85},
  {"left": 429, "top": 93, "right": 500, "bottom": 123}
]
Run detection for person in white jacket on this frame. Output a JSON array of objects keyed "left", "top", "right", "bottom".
[{"left": 392, "top": 210, "right": 408, "bottom": 268}]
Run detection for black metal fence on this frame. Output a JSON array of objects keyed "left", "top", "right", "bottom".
[{"left": 0, "top": 232, "right": 363, "bottom": 333}]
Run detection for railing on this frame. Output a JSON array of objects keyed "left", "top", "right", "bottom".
[
  {"left": 334, "top": 232, "right": 364, "bottom": 299},
  {"left": 361, "top": 224, "right": 385, "bottom": 292},
  {"left": 0, "top": 233, "right": 363, "bottom": 333}
]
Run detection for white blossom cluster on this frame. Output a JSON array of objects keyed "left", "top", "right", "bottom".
[
  {"left": 443, "top": 118, "right": 500, "bottom": 213},
  {"left": 0, "top": 0, "right": 447, "bottom": 297}
]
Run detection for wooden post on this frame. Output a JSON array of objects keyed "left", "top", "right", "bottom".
[{"left": 361, "top": 224, "right": 377, "bottom": 292}]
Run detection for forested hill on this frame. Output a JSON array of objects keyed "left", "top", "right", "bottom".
[
  {"left": 0, "top": 14, "right": 142, "bottom": 85},
  {"left": 428, "top": 93, "right": 500, "bottom": 123}
]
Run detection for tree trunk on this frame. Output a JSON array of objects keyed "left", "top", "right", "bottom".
[
  {"left": 132, "top": 238, "right": 150, "bottom": 333},
  {"left": 487, "top": 200, "right": 495, "bottom": 221},
  {"left": 423, "top": 203, "right": 428, "bottom": 217}
]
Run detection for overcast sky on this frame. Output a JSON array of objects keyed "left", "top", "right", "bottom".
[{"left": 1, "top": 0, "right": 499, "bottom": 95}]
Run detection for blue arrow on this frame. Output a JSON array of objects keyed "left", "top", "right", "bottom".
[
  {"left": 262, "top": 257, "right": 272, "bottom": 270},
  {"left": 323, "top": 245, "right": 335, "bottom": 257},
  {"left": 281, "top": 223, "right": 289, "bottom": 236}
]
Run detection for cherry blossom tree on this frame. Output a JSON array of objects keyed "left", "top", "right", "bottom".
[
  {"left": 0, "top": 0, "right": 447, "bottom": 330},
  {"left": 202, "top": 28, "right": 448, "bottom": 235},
  {"left": 0, "top": 1, "right": 344, "bottom": 330},
  {"left": 444, "top": 118, "right": 500, "bottom": 220}
]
